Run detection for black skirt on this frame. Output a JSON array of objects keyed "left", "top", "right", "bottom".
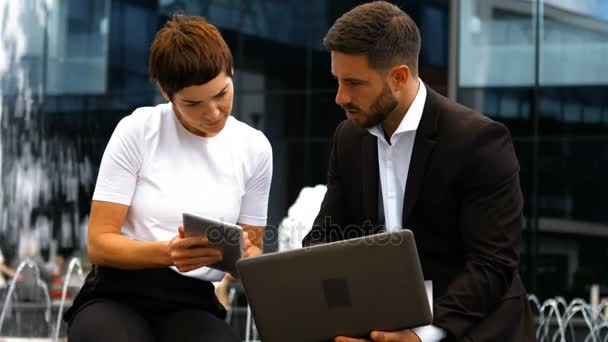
[{"left": 64, "top": 265, "right": 226, "bottom": 324}]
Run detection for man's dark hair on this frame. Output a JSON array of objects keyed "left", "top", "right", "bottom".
[{"left": 323, "top": 1, "right": 421, "bottom": 75}]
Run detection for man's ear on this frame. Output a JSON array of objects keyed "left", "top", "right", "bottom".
[
  {"left": 389, "top": 65, "right": 410, "bottom": 90},
  {"left": 157, "top": 82, "right": 171, "bottom": 102}
]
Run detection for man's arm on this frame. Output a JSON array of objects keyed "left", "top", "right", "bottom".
[
  {"left": 303, "top": 121, "right": 346, "bottom": 246},
  {"left": 434, "top": 121, "right": 523, "bottom": 338}
]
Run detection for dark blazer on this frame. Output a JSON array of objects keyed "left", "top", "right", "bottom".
[{"left": 303, "top": 87, "right": 535, "bottom": 341}]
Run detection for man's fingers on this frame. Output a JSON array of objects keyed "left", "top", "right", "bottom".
[
  {"left": 334, "top": 336, "right": 371, "bottom": 342},
  {"left": 370, "top": 331, "right": 393, "bottom": 341},
  {"left": 370, "top": 330, "right": 418, "bottom": 342}
]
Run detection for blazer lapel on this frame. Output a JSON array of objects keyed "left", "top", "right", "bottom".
[
  {"left": 403, "top": 88, "right": 439, "bottom": 227},
  {"left": 361, "top": 132, "right": 380, "bottom": 229}
]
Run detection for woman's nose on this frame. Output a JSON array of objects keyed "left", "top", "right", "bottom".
[{"left": 204, "top": 102, "right": 221, "bottom": 120}]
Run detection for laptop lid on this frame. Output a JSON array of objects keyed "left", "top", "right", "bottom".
[{"left": 236, "top": 230, "right": 433, "bottom": 342}]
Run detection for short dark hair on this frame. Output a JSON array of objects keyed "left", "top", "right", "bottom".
[
  {"left": 149, "top": 14, "right": 233, "bottom": 98},
  {"left": 323, "top": 1, "right": 421, "bottom": 75}
]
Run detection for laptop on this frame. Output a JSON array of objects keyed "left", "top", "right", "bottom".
[{"left": 236, "top": 230, "right": 433, "bottom": 342}]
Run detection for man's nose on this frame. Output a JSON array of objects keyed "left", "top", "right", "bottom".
[{"left": 335, "top": 85, "right": 351, "bottom": 107}]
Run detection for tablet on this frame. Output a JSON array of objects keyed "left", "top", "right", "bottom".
[{"left": 182, "top": 212, "right": 243, "bottom": 275}]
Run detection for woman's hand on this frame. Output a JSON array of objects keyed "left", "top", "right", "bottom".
[
  {"left": 223, "top": 230, "right": 262, "bottom": 280},
  {"left": 243, "top": 231, "right": 262, "bottom": 258},
  {"left": 168, "top": 225, "right": 223, "bottom": 272}
]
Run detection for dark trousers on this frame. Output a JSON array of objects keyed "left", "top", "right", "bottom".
[
  {"left": 65, "top": 266, "right": 235, "bottom": 342},
  {"left": 68, "top": 298, "right": 240, "bottom": 342}
]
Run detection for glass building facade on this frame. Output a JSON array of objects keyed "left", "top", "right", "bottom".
[
  {"left": 458, "top": 0, "right": 608, "bottom": 299},
  {"left": 0, "top": 0, "right": 606, "bottom": 302}
]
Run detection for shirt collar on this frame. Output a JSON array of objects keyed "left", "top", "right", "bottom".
[{"left": 368, "top": 79, "right": 427, "bottom": 141}]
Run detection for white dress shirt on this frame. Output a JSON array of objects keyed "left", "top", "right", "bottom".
[{"left": 367, "top": 80, "right": 446, "bottom": 342}]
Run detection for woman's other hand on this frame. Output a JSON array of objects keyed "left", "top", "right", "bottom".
[{"left": 243, "top": 231, "right": 262, "bottom": 258}]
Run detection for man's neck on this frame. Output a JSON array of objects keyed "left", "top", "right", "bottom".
[{"left": 381, "top": 78, "right": 420, "bottom": 141}]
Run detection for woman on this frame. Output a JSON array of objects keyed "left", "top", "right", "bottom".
[
  {"left": 65, "top": 14, "right": 272, "bottom": 342},
  {"left": 0, "top": 247, "right": 18, "bottom": 292}
]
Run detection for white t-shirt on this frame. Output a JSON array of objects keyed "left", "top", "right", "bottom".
[{"left": 93, "top": 103, "right": 273, "bottom": 281}]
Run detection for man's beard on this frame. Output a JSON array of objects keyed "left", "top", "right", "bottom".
[{"left": 345, "top": 83, "right": 398, "bottom": 129}]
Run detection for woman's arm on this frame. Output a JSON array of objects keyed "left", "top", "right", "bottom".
[
  {"left": 0, "top": 263, "right": 17, "bottom": 278},
  {"left": 88, "top": 200, "right": 224, "bottom": 271},
  {"left": 87, "top": 200, "right": 173, "bottom": 269}
]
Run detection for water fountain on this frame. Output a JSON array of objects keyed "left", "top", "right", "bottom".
[
  {"left": 1, "top": 0, "right": 95, "bottom": 255},
  {"left": 52, "top": 257, "right": 82, "bottom": 341},
  {"left": 0, "top": 258, "right": 51, "bottom": 337},
  {"left": 0, "top": 0, "right": 97, "bottom": 339},
  {"left": 528, "top": 294, "right": 608, "bottom": 341},
  {"left": 561, "top": 301, "right": 598, "bottom": 342},
  {"left": 586, "top": 321, "right": 608, "bottom": 342},
  {"left": 537, "top": 298, "right": 566, "bottom": 342}
]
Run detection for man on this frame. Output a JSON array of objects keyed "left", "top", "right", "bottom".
[{"left": 302, "top": 2, "right": 535, "bottom": 341}]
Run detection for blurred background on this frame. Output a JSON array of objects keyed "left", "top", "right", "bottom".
[{"left": 0, "top": 0, "right": 607, "bottom": 337}]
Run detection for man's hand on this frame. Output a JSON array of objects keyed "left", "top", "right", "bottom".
[
  {"left": 168, "top": 225, "right": 223, "bottom": 272},
  {"left": 334, "top": 329, "right": 421, "bottom": 342}
]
